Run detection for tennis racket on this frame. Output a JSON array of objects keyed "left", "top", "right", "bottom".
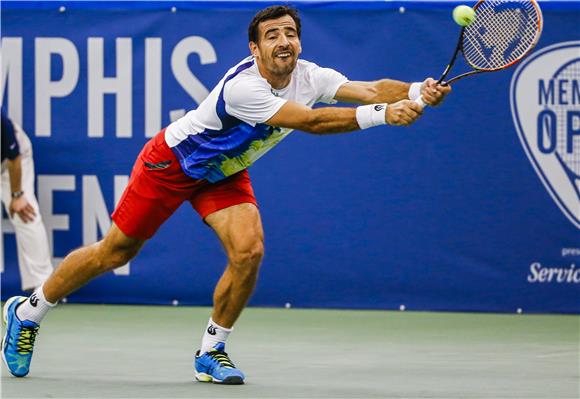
[{"left": 416, "top": 0, "right": 543, "bottom": 107}]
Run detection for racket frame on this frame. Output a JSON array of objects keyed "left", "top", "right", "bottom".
[{"left": 438, "top": 0, "right": 544, "bottom": 85}]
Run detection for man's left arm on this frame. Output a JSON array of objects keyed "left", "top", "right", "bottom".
[{"left": 334, "top": 78, "right": 451, "bottom": 106}]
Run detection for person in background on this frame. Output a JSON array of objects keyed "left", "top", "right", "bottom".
[{"left": 1, "top": 110, "right": 53, "bottom": 293}]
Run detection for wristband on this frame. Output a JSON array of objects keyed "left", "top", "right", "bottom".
[
  {"left": 355, "top": 104, "right": 387, "bottom": 129},
  {"left": 11, "top": 191, "right": 24, "bottom": 199},
  {"left": 408, "top": 82, "right": 422, "bottom": 101}
]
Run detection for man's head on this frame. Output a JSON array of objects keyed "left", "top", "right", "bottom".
[{"left": 248, "top": 6, "right": 302, "bottom": 81}]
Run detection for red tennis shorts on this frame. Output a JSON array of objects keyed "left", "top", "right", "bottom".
[{"left": 111, "top": 129, "right": 257, "bottom": 240}]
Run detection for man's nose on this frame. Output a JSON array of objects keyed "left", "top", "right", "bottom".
[{"left": 277, "top": 34, "right": 290, "bottom": 47}]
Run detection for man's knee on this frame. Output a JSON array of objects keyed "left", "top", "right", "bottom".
[
  {"left": 106, "top": 246, "right": 139, "bottom": 268},
  {"left": 94, "top": 229, "right": 144, "bottom": 271},
  {"left": 229, "top": 240, "right": 265, "bottom": 271},
  {"left": 92, "top": 243, "right": 136, "bottom": 271}
]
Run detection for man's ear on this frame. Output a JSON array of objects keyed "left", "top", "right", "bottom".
[{"left": 249, "top": 42, "right": 259, "bottom": 58}]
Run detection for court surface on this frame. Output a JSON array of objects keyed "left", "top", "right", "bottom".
[{"left": 1, "top": 304, "right": 578, "bottom": 399}]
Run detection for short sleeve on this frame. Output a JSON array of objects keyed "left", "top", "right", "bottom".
[
  {"left": 224, "top": 78, "right": 287, "bottom": 126},
  {"left": 310, "top": 66, "right": 349, "bottom": 104},
  {"left": 1, "top": 111, "right": 20, "bottom": 160}
]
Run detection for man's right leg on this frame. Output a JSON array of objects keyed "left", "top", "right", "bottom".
[
  {"left": 43, "top": 223, "right": 145, "bottom": 302},
  {"left": 2, "top": 223, "right": 145, "bottom": 377},
  {"left": 2, "top": 128, "right": 190, "bottom": 377}
]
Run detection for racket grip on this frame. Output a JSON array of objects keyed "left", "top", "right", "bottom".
[{"left": 415, "top": 95, "right": 427, "bottom": 108}]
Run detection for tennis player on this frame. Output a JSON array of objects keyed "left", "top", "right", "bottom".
[{"left": 2, "top": 5, "right": 450, "bottom": 384}]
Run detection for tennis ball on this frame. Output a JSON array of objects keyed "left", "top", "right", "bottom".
[{"left": 452, "top": 5, "right": 475, "bottom": 27}]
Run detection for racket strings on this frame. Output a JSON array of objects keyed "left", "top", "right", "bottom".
[
  {"left": 464, "top": 7, "right": 521, "bottom": 66},
  {"left": 467, "top": 1, "right": 536, "bottom": 65},
  {"left": 462, "top": 0, "right": 541, "bottom": 70},
  {"left": 464, "top": 3, "right": 535, "bottom": 68},
  {"left": 464, "top": 3, "right": 515, "bottom": 67}
]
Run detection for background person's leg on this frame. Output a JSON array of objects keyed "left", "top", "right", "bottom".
[
  {"left": 1, "top": 168, "right": 11, "bottom": 276},
  {"left": 11, "top": 131, "right": 53, "bottom": 291},
  {"left": 0, "top": 129, "right": 53, "bottom": 292}
]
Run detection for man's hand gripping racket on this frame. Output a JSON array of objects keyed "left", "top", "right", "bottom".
[{"left": 415, "top": 0, "right": 543, "bottom": 108}]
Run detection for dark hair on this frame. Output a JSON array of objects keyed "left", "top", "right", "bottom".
[{"left": 248, "top": 5, "right": 301, "bottom": 43}]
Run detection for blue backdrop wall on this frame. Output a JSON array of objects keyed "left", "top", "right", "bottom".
[{"left": 2, "top": 1, "right": 579, "bottom": 313}]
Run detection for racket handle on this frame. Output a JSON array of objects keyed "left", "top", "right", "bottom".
[{"left": 415, "top": 95, "right": 427, "bottom": 108}]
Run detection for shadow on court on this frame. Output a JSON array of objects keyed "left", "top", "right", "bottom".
[{"left": 2, "top": 305, "right": 578, "bottom": 398}]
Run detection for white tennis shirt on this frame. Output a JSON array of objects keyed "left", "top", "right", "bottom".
[{"left": 165, "top": 56, "right": 348, "bottom": 182}]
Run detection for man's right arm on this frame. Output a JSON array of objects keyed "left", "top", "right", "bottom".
[{"left": 265, "top": 100, "right": 423, "bottom": 135}]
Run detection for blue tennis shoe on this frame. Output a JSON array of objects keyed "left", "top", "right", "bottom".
[
  {"left": 194, "top": 342, "right": 245, "bottom": 384},
  {"left": 2, "top": 296, "right": 39, "bottom": 377}
]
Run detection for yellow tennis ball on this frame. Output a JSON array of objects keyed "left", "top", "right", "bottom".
[{"left": 453, "top": 5, "right": 475, "bottom": 27}]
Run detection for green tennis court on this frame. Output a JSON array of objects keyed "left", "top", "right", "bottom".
[{"left": 2, "top": 304, "right": 578, "bottom": 398}]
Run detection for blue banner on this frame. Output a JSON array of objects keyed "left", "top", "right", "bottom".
[{"left": 2, "top": 1, "right": 579, "bottom": 313}]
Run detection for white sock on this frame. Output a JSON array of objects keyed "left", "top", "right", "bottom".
[
  {"left": 199, "top": 318, "right": 232, "bottom": 355},
  {"left": 15, "top": 285, "right": 56, "bottom": 324}
]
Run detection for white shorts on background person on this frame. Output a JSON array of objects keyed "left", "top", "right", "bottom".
[{"left": 1, "top": 122, "right": 53, "bottom": 291}]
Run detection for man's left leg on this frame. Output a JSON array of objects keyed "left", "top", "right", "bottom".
[{"left": 194, "top": 202, "right": 264, "bottom": 384}]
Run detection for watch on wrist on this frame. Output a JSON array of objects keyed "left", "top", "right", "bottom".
[{"left": 11, "top": 191, "right": 24, "bottom": 199}]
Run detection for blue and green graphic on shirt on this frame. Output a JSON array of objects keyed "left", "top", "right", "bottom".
[{"left": 217, "top": 126, "right": 291, "bottom": 177}]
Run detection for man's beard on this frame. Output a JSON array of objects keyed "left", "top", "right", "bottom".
[{"left": 270, "top": 57, "right": 297, "bottom": 77}]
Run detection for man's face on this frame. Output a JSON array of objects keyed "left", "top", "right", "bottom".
[{"left": 250, "top": 15, "right": 302, "bottom": 78}]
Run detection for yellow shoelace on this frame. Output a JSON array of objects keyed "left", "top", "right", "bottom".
[
  {"left": 209, "top": 351, "right": 235, "bottom": 369},
  {"left": 16, "top": 326, "right": 39, "bottom": 355}
]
